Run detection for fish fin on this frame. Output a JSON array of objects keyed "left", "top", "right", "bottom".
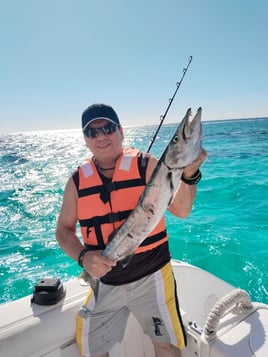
[
  {"left": 79, "top": 270, "right": 100, "bottom": 299},
  {"left": 119, "top": 253, "right": 135, "bottom": 268}
]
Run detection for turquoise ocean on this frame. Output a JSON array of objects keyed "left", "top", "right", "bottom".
[{"left": 0, "top": 117, "right": 267, "bottom": 305}]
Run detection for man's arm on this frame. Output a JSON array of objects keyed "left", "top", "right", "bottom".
[
  {"left": 56, "top": 177, "right": 84, "bottom": 261},
  {"left": 55, "top": 177, "right": 116, "bottom": 277},
  {"left": 168, "top": 148, "right": 207, "bottom": 217},
  {"left": 146, "top": 149, "right": 207, "bottom": 218}
]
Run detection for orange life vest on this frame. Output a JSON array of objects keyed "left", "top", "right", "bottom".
[{"left": 75, "top": 147, "right": 168, "bottom": 254}]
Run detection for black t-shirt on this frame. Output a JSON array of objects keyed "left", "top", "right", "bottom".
[{"left": 101, "top": 241, "right": 171, "bottom": 285}]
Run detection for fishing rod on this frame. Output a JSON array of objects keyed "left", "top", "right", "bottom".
[{"left": 147, "top": 55, "right": 193, "bottom": 153}]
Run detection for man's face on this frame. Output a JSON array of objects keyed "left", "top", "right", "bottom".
[{"left": 83, "top": 119, "right": 124, "bottom": 162}]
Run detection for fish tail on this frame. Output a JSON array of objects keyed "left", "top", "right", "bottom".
[{"left": 79, "top": 270, "right": 100, "bottom": 299}]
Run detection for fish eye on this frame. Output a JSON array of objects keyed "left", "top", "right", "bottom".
[{"left": 173, "top": 135, "right": 179, "bottom": 143}]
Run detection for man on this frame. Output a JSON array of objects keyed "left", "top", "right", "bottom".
[{"left": 56, "top": 103, "right": 206, "bottom": 357}]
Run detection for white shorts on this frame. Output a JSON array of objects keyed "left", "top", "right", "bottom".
[{"left": 76, "top": 261, "right": 186, "bottom": 356}]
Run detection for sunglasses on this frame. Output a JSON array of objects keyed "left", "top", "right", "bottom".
[{"left": 83, "top": 123, "right": 119, "bottom": 138}]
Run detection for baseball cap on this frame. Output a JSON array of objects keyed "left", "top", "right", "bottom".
[{"left": 81, "top": 104, "right": 120, "bottom": 130}]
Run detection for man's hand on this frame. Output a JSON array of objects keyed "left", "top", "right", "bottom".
[
  {"left": 183, "top": 148, "right": 207, "bottom": 178},
  {"left": 82, "top": 250, "right": 117, "bottom": 278}
]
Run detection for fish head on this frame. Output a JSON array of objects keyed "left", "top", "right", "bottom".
[{"left": 164, "top": 107, "right": 202, "bottom": 169}]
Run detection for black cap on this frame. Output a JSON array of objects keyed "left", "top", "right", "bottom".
[{"left": 81, "top": 104, "right": 120, "bottom": 130}]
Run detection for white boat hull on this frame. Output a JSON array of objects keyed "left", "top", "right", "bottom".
[{"left": 1, "top": 260, "right": 267, "bottom": 357}]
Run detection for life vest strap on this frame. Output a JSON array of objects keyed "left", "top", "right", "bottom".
[
  {"left": 77, "top": 178, "right": 146, "bottom": 198},
  {"left": 139, "top": 229, "right": 167, "bottom": 247},
  {"left": 84, "top": 229, "right": 167, "bottom": 252},
  {"left": 79, "top": 210, "right": 132, "bottom": 228}
]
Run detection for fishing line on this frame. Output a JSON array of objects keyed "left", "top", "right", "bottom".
[{"left": 147, "top": 56, "right": 193, "bottom": 153}]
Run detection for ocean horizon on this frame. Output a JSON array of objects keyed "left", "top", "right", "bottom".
[{"left": 2, "top": 115, "right": 267, "bottom": 136}]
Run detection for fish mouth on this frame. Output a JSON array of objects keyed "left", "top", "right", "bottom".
[
  {"left": 191, "top": 107, "right": 202, "bottom": 140},
  {"left": 181, "top": 108, "right": 192, "bottom": 141},
  {"left": 191, "top": 107, "right": 202, "bottom": 129},
  {"left": 181, "top": 107, "right": 202, "bottom": 142}
]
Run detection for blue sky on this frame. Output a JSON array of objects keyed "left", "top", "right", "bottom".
[{"left": 1, "top": 0, "right": 267, "bottom": 133}]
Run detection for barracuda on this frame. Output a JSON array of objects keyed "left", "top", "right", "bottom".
[{"left": 81, "top": 107, "right": 203, "bottom": 297}]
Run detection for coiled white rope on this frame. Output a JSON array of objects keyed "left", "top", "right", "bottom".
[{"left": 204, "top": 289, "right": 253, "bottom": 341}]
